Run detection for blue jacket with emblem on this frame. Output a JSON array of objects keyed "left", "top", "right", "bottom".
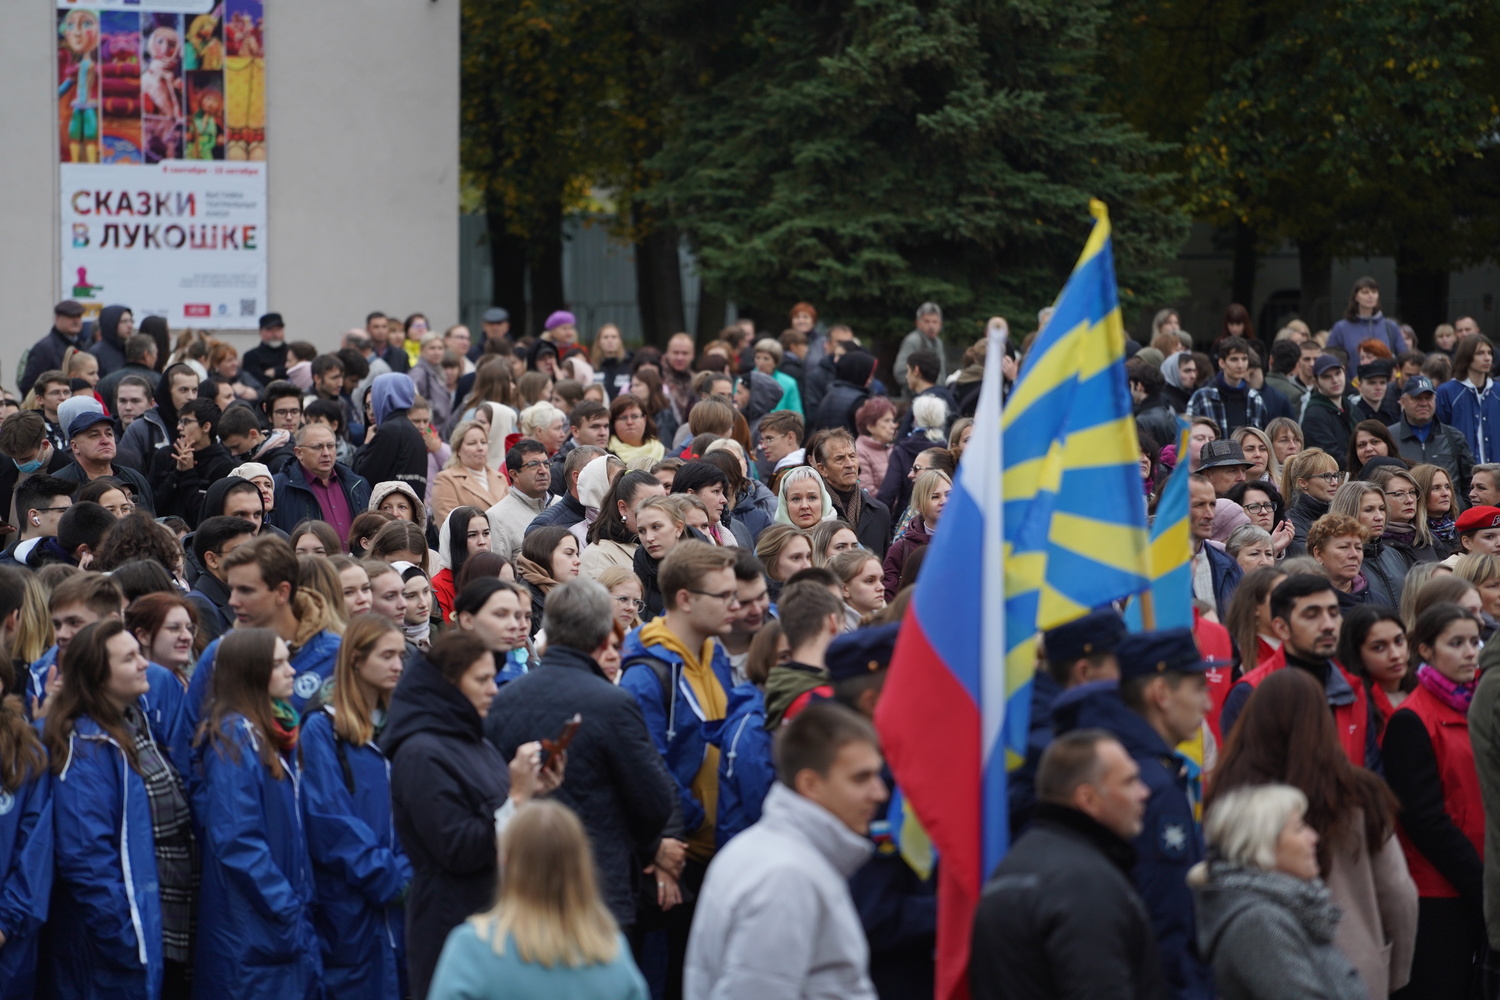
[
  {"left": 300, "top": 707, "right": 410, "bottom": 1000},
  {"left": 23, "top": 646, "right": 57, "bottom": 721},
  {"left": 173, "top": 622, "right": 342, "bottom": 775},
  {"left": 0, "top": 749, "right": 51, "bottom": 999},
  {"left": 703, "top": 683, "right": 776, "bottom": 848},
  {"left": 619, "top": 628, "right": 734, "bottom": 842},
  {"left": 50, "top": 714, "right": 164, "bottom": 1000},
  {"left": 193, "top": 714, "right": 321, "bottom": 999},
  {"left": 1437, "top": 376, "right": 1500, "bottom": 465},
  {"left": 1054, "top": 683, "right": 1212, "bottom": 1000}
]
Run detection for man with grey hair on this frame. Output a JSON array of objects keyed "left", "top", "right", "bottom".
[
  {"left": 483, "top": 578, "right": 680, "bottom": 936},
  {"left": 894, "top": 302, "right": 947, "bottom": 397}
]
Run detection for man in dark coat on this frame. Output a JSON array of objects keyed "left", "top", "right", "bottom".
[
  {"left": 1051, "top": 630, "right": 1218, "bottom": 1000},
  {"left": 352, "top": 372, "right": 427, "bottom": 495},
  {"left": 812, "top": 428, "right": 891, "bottom": 558},
  {"left": 896, "top": 349, "right": 958, "bottom": 438},
  {"left": 147, "top": 398, "right": 237, "bottom": 528},
  {"left": 1389, "top": 375, "right": 1474, "bottom": 496},
  {"left": 268, "top": 424, "right": 371, "bottom": 545},
  {"left": 809, "top": 351, "right": 877, "bottom": 437},
  {"left": 19, "top": 300, "right": 85, "bottom": 397},
  {"left": 88, "top": 303, "right": 134, "bottom": 377},
  {"left": 971, "top": 728, "right": 1166, "bottom": 1000},
  {"left": 485, "top": 579, "right": 678, "bottom": 933},
  {"left": 1301, "top": 355, "right": 1358, "bottom": 469}
]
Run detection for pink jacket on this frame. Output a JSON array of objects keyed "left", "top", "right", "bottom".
[{"left": 856, "top": 434, "right": 891, "bottom": 493}]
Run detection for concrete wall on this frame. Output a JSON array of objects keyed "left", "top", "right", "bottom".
[{"left": 0, "top": 0, "right": 460, "bottom": 387}]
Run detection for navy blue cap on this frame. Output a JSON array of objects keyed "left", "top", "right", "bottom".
[
  {"left": 826, "top": 623, "right": 899, "bottom": 683},
  {"left": 1116, "top": 627, "right": 1230, "bottom": 682},
  {"left": 482, "top": 307, "right": 510, "bottom": 324},
  {"left": 1402, "top": 375, "right": 1436, "bottom": 397},
  {"left": 1313, "top": 354, "right": 1344, "bottom": 378},
  {"left": 66, "top": 410, "right": 113, "bottom": 438},
  {"left": 1043, "top": 609, "right": 1127, "bottom": 664},
  {"left": 1357, "top": 359, "right": 1393, "bottom": 381},
  {"left": 258, "top": 312, "right": 284, "bottom": 330}
]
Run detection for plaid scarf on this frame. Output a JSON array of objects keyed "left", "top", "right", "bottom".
[
  {"left": 125, "top": 707, "right": 197, "bottom": 964},
  {"left": 827, "top": 482, "right": 864, "bottom": 534}
]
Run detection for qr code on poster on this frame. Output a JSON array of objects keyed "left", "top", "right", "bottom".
[{"left": 241, "top": 299, "right": 256, "bottom": 317}]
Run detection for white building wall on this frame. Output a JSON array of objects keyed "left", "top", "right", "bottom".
[{"left": 0, "top": 0, "right": 460, "bottom": 386}]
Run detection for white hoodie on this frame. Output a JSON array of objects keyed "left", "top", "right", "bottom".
[{"left": 685, "top": 783, "right": 877, "bottom": 1000}]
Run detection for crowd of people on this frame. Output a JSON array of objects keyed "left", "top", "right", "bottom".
[
  {"left": 983, "top": 282, "right": 1500, "bottom": 1000},
  {"left": 2, "top": 278, "right": 1499, "bottom": 1000},
  {"left": 0, "top": 299, "right": 964, "bottom": 999}
]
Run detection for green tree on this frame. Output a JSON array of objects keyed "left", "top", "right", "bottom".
[{"left": 647, "top": 0, "right": 1189, "bottom": 344}]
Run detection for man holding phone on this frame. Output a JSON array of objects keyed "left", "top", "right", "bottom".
[{"left": 484, "top": 578, "right": 678, "bottom": 937}]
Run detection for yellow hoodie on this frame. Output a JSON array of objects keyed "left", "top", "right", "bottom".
[{"left": 638, "top": 618, "right": 729, "bottom": 862}]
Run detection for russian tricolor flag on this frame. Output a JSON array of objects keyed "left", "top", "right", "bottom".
[{"left": 876, "top": 201, "right": 1150, "bottom": 1000}]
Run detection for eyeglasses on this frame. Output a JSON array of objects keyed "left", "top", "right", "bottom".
[
  {"left": 35, "top": 505, "right": 71, "bottom": 514},
  {"left": 104, "top": 503, "right": 136, "bottom": 516},
  {"left": 518, "top": 460, "right": 548, "bottom": 471},
  {"left": 1308, "top": 472, "right": 1344, "bottom": 484},
  {"left": 688, "top": 588, "right": 742, "bottom": 607},
  {"left": 272, "top": 407, "right": 302, "bottom": 419},
  {"left": 1384, "top": 488, "right": 1421, "bottom": 501},
  {"left": 1241, "top": 502, "right": 1275, "bottom": 514},
  {"left": 613, "top": 596, "right": 647, "bottom": 614},
  {"left": 299, "top": 442, "right": 337, "bottom": 452}
]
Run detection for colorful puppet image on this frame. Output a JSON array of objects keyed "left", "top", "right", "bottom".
[
  {"left": 57, "top": 10, "right": 100, "bottom": 163},
  {"left": 141, "top": 23, "right": 183, "bottom": 120},
  {"left": 186, "top": 77, "right": 225, "bottom": 161},
  {"left": 224, "top": 1, "right": 266, "bottom": 160},
  {"left": 99, "top": 14, "right": 145, "bottom": 164},
  {"left": 185, "top": 8, "right": 225, "bottom": 72},
  {"left": 143, "top": 114, "right": 184, "bottom": 165}
]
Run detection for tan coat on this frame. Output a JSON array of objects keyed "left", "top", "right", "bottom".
[
  {"left": 431, "top": 466, "right": 506, "bottom": 526},
  {"left": 1323, "top": 820, "right": 1418, "bottom": 999},
  {"left": 580, "top": 539, "right": 635, "bottom": 580}
]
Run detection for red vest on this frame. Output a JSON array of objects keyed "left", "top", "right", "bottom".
[
  {"left": 1194, "top": 610, "right": 1234, "bottom": 742},
  {"left": 1388, "top": 685, "right": 1484, "bottom": 898},
  {"left": 1240, "top": 648, "right": 1370, "bottom": 766}
]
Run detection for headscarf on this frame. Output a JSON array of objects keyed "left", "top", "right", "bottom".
[
  {"left": 370, "top": 372, "right": 415, "bottom": 424},
  {"left": 392, "top": 561, "right": 431, "bottom": 649},
  {"left": 368, "top": 480, "right": 427, "bottom": 531},
  {"left": 773, "top": 466, "right": 837, "bottom": 526},
  {"left": 1162, "top": 352, "right": 1190, "bottom": 391},
  {"left": 436, "top": 505, "right": 494, "bottom": 574},
  {"left": 475, "top": 402, "right": 516, "bottom": 470}
]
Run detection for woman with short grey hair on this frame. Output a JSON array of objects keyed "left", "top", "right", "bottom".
[
  {"left": 1189, "top": 784, "right": 1366, "bottom": 1000},
  {"left": 1225, "top": 524, "right": 1276, "bottom": 574}
]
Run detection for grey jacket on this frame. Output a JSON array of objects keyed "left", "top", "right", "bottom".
[
  {"left": 1191, "top": 863, "right": 1365, "bottom": 1000},
  {"left": 684, "top": 783, "right": 876, "bottom": 1000},
  {"left": 1389, "top": 415, "right": 1475, "bottom": 496}
]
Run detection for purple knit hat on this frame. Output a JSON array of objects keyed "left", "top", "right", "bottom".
[{"left": 544, "top": 310, "right": 576, "bottom": 331}]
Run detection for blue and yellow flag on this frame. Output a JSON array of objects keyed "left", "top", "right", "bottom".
[
  {"left": 1126, "top": 421, "right": 1194, "bottom": 630},
  {"left": 1001, "top": 199, "right": 1152, "bottom": 761}
]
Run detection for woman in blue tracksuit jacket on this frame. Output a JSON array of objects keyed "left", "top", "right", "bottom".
[
  {"left": 0, "top": 661, "right": 51, "bottom": 999},
  {"left": 301, "top": 615, "right": 412, "bottom": 1000},
  {"left": 193, "top": 628, "right": 321, "bottom": 1000},
  {"left": 43, "top": 621, "right": 175, "bottom": 1000}
]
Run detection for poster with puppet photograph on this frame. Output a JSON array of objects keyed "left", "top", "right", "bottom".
[{"left": 57, "top": 0, "right": 267, "bottom": 330}]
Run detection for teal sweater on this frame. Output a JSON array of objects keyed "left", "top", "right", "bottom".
[{"left": 428, "top": 922, "right": 649, "bottom": 1000}]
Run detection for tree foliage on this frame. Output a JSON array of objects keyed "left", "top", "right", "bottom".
[{"left": 646, "top": 0, "right": 1189, "bottom": 338}]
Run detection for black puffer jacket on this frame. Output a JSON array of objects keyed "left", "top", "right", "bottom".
[
  {"left": 485, "top": 644, "right": 677, "bottom": 929},
  {"left": 971, "top": 803, "right": 1167, "bottom": 1000},
  {"left": 382, "top": 655, "right": 511, "bottom": 1000}
]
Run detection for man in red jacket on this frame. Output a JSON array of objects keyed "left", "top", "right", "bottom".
[{"left": 1218, "top": 573, "right": 1380, "bottom": 769}]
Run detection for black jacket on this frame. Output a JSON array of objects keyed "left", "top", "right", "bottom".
[
  {"left": 809, "top": 380, "right": 871, "bottom": 437},
  {"left": 352, "top": 411, "right": 426, "bottom": 493},
  {"left": 19, "top": 327, "right": 80, "bottom": 397},
  {"left": 1286, "top": 492, "right": 1331, "bottom": 555},
  {"left": 484, "top": 644, "right": 676, "bottom": 929},
  {"left": 878, "top": 431, "right": 942, "bottom": 514},
  {"left": 53, "top": 460, "right": 155, "bottom": 514},
  {"left": 1135, "top": 397, "right": 1181, "bottom": 452},
  {"left": 1301, "top": 393, "right": 1357, "bottom": 469},
  {"left": 88, "top": 305, "right": 131, "bottom": 377},
  {"left": 897, "top": 384, "right": 959, "bottom": 438},
  {"left": 971, "top": 803, "right": 1168, "bottom": 1000},
  {"left": 835, "top": 486, "right": 891, "bottom": 559},
  {"left": 595, "top": 354, "right": 633, "bottom": 400},
  {"left": 382, "top": 655, "right": 511, "bottom": 1000},
  {"left": 527, "top": 492, "right": 586, "bottom": 536},
  {"left": 187, "top": 572, "right": 234, "bottom": 643},
  {"left": 243, "top": 342, "right": 289, "bottom": 384},
  {"left": 148, "top": 440, "right": 237, "bottom": 527}
]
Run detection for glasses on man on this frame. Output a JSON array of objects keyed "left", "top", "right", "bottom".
[
  {"left": 300, "top": 442, "right": 337, "bottom": 452},
  {"left": 688, "top": 588, "right": 742, "bottom": 607},
  {"left": 518, "top": 460, "right": 548, "bottom": 471}
]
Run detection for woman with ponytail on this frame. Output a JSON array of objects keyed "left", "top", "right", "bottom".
[
  {"left": 45, "top": 618, "right": 196, "bottom": 999},
  {"left": 301, "top": 613, "right": 412, "bottom": 1000},
  {"left": 193, "top": 627, "right": 320, "bottom": 998},
  {"left": 0, "top": 639, "right": 51, "bottom": 998}
]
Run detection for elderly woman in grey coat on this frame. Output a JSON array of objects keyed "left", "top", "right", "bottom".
[{"left": 1190, "top": 784, "right": 1367, "bottom": 1000}]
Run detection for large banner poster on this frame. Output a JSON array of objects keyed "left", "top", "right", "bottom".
[{"left": 57, "top": 0, "right": 267, "bottom": 329}]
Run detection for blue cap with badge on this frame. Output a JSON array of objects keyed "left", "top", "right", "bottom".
[
  {"left": 1116, "top": 627, "right": 1231, "bottom": 683},
  {"left": 826, "top": 624, "right": 900, "bottom": 684},
  {"left": 1043, "top": 609, "right": 1128, "bottom": 664}
]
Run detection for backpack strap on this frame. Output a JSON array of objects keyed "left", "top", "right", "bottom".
[{"left": 335, "top": 734, "right": 356, "bottom": 796}]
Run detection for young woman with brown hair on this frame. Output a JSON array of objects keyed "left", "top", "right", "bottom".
[
  {"left": 301, "top": 614, "right": 412, "bottom": 999},
  {"left": 192, "top": 627, "right": 319, "bottom": 998}
]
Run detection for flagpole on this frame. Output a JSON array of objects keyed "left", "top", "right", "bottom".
[{"left": 1138, "top": 590, "right": 1155, "bottom": 630}]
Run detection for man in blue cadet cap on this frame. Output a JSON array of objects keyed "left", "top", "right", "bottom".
[
  {"left": 1010, "top": 608, "right": 1127, "bottom": 837},
  {"left": 824, "top": 623, "right": 938, "bottom": 1000},
  {"left": 1052, "top": 627, "right": 1222, "bottom": 1000}
]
